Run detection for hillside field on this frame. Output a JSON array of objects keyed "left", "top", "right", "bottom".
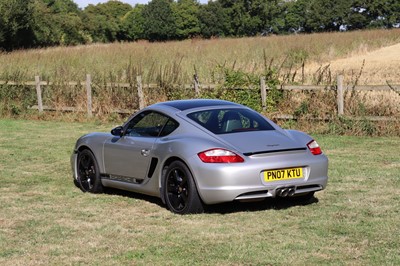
[
  {"left": 0, "top": 119, "right": 399, "bottom": 265},
  {"left": 0, "top": 29, "right": 399, "bottom": 135},
  {"left": 0, "top": 29, "right": 399, "bottom": 85}
]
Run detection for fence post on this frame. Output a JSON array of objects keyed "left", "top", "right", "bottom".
[
  {"left": 136, "top": 75, "right": 145, "bottom": 110},
  {"left": 194, "top": 74, "right": 200, "bottom": 96},
  {"left": 86, "top": 74, "right": 93, "bottom": 117},
  {"left": 337, "top": 75, "right": 344, "bottom": 116},
  {"left": 260, "top": 77, "right": 267, "bottom": 111},
  {"left": 35, "top": 75, "right": 43, "bottom": 113}
]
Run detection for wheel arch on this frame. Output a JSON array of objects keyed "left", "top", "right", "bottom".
[
  {"left": 77, "top": 145, "right": 91, "bottom": 153},
  {"left": 75, "top": 144, "right": 105, "bottom": 174}
]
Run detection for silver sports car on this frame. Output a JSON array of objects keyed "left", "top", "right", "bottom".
[{"left": 71, "top": 99, "right": 328, "bottom": 214}]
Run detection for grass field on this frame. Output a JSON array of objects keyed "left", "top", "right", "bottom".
[{"left": 0, "top": 119, "right": 399, "bottom": 265}]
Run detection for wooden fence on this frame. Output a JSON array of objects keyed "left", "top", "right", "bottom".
[{"left": 1, "top": 74, "right": 399, "bottom": 121}]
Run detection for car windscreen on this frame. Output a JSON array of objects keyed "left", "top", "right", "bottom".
[{"left": 187, "top": 108, "right": 275, "bottom": 134}]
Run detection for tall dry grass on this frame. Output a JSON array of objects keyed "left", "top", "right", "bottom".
[
  {"left": 0, "top": 29, "right": 399, "bottom": 135},
  {"left": 0, "top": 29, "right": 399, "bottom": 84}
]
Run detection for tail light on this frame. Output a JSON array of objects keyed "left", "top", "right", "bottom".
[
  {"left": 307, "top": 140, "right": 322, "bottom": 155},
  {"left": 198, "top": 148, "right": 244, "bottom": 163}
]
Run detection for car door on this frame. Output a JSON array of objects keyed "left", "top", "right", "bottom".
[{"left": 103, "top": 111, "right": 170, "bottom": 181}]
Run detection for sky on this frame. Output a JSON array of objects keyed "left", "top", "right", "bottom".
[{"left": 74, "top": 0, "right": 208, "bottom": 9}]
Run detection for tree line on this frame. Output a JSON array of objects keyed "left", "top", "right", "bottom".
[{"left": 0, "top": 0, "right": 399, "bottom": 51}]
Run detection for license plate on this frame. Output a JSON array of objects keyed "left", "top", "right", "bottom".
[{"left": 263, "top": 168, "right": 303, "bottom": 182}]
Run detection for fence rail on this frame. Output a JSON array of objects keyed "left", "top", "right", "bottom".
[{"left": 1, "top": 74, "right": 399, "bottom": 121}]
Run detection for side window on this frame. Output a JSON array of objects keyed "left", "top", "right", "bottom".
[
  {"left": 159, "top": 119, "right": 179, "bottom": 137},
  {"left": 125, "top": 111, "right": 170, "bottom": 137}
]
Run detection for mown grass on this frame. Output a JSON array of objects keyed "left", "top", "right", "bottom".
[{"left": 0, "top": 119, "right": 399, "bottom": 265}]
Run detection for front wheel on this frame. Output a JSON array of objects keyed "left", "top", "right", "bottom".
[
  {"left": 163, "top": 161, "right": 204, "bottom": 214},
  {"left": 76, "top": 149, "right": 103, "bottom": 193}
]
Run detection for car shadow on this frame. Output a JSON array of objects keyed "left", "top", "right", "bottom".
[
  {"left": 103, "top": 187, "right": 165, "bottom": 208},
  {"left": 103, "top": 187, "right": 319, "bottom": 214},
  {"left": 204, "top": 197, "right": 319, "bottom": 214}
]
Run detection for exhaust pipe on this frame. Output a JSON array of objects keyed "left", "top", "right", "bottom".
[
  {"left": 277, "top": 187, "right": 296, "bottom": 197},
  {"left": 280, "top": 188, "right": 289, "bottom": 197}
]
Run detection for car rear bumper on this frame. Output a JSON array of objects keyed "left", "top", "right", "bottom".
[
  {"left": 188, "top": 152, "right": 329, "bottom": 204},
  {"left": 198, "top": 176, "right": 327, "bottom": 204}
]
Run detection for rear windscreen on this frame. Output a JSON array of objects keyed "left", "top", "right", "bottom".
[{"left": 187, "top": 108, "right": 275, "bottom": 134}]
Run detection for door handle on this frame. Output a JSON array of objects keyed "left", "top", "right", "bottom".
[{"left": 141, "top": 149, "right": 150, "bottom": 157}]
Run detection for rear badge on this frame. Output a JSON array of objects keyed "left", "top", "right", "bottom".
[{"left": 266, "top": 144, "right": 280, "bottom": 147}]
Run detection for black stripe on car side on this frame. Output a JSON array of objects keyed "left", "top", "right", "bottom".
[{"left": 101, "top": 174, "right": 143, "bottom": 184}]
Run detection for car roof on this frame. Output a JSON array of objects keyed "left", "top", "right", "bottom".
[{"left": 154, "top": 99, "right": 240, "bottom": 111}]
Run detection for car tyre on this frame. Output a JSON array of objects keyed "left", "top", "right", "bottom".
[
  {"left": 76, "top": 149, "right": 103, "bottom": 193},
  {"left": 163, "top": 161, "right": 204, "bottom": 214}
]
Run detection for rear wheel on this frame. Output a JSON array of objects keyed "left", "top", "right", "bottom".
[
  {"left": 76, "top": 149, "right": 103, "bottom": 193},
  {"left": 163, "top": 161, "right": 204, "bottom": 214}
]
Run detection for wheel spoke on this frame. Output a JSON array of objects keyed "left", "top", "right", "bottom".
[
  {"left": 180, "top": 190, "right": 188, "bottom": 203},
  {"left": 166, "top": 168, "right": 189, "bottom": 211},
  {"left": 80, "top": 178, "right": 89, "bottom": 190},
  {"left": 167, "top": 172, "right": 179, "bottom": 193},
  {"left": 169, "top": 193, "right": 182, "bottom": 209},
  {"left": 173, "top": 169, "right": 182, "bottom": 184},
  {"left": 167, "top": 183, "right": 178, "bottom": 194},
  {"left": 180, "top": 177, "right": 187, "bottom": 187}
]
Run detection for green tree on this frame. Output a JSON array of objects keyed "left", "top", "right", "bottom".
[
  {"left": 284, "top": 0, "right": 307, "bottom": 33},
  {"left": 217, "top": 0, "right": 283, "bottom": 36},
  {"left": 142, "top": 0, "right": 177, "bottom": 41},
  {"left": 42, "top": 0, "right": 80, "bottom": 13},
  {"left": 218, "top": 0, "right": 246, "bottom": 36},
  {"left": 31, "top": 0, "right": 86, "bottom": 46},
  {"left": 258, "top": 0, "right": 286, "bottom": 34},
  {"left": 303, "top": 0, "right": 351, "bottom": 32},
  {"left": 0, "top": 0, "right": 35, "bottom": 50},
  {"left": 121, "top": 5, "right": 146, "bottom": 41},
  {"left": 0, "top": 12, "right": 5, "bottom": 46},
  {"left": 81, "top": 1, "right": 132, "bottom": 42},
  {"left": 173, "top": 0, "right": 201, "bottom": 39},
  {"left": 31, "top": 0, "right": 59, "bottom": 46},
  {"left": 348, "top": 0, "right": 400, "bottom": 29},
  {"left": 198, "top": 1, "right": 229, "bottom": 38}
]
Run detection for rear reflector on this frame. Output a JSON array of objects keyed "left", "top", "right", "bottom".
[
  {"left": 198, "top": 148, "right": 244, "bottom": 163},
  {"left": 307, "top": 140, "right": 322, "bottom": 155}
]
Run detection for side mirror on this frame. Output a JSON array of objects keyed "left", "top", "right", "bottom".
[{"left": 111, "top": 126, "right": 124, "bottom": 137}]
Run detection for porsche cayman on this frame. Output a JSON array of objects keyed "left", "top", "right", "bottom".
[{"left": 71, "top": 99, "right": 328, "bottom": 214}]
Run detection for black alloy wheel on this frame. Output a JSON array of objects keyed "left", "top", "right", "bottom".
[
  {"left": 77, "top": 149, "right": 103, "bottom": 193},
  {"left": 164, "top": 161, "right": 203, "bottom": 214}
]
